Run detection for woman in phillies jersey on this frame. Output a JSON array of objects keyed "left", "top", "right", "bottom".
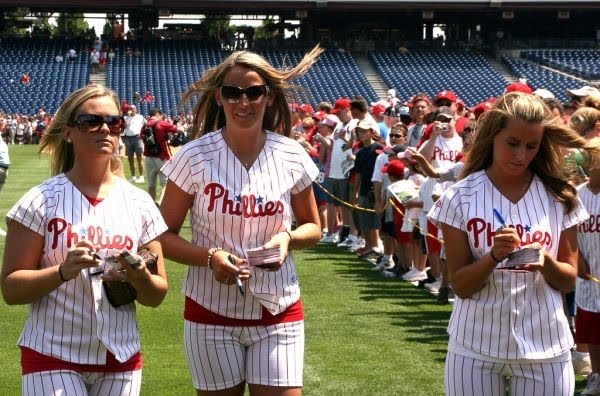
[
  {"left": 160, "top": 47, "right": 323, "bottom": 395},
  {"left": 1, "top": 84, "right": 168, "bottom": 395},
  {"left": 429, "top": 92, "right": 600, "bottom": 396}
]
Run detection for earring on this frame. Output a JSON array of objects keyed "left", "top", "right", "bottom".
[{"left": 66, "top": 138, "right": 71, "bottom": 143}]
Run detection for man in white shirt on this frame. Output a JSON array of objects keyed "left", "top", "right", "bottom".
[{"left": 123, "top": 105, "right": 145, "bottom": 183}]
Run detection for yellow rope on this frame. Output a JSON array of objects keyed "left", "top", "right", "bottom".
[
  {"left": 313, "top": 179, "right": 444, "bottom": 243},
  {"left": 587, "top": 274, "right": 600, "bottom": 285}
]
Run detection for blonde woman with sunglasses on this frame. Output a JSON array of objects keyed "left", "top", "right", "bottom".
[
  {"left": 160, "top": 46, "right": 323, "bottom": 395},
  {"left": 1, "top": 84, "right": 168, "bottom": 395}
]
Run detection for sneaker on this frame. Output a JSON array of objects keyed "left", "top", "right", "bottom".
[
  {"left": 573, "top": 351, "right": 593, "bottom": 376},
  {"left": 382, "top": 270, "right": 398, "bottom": 278},
  {"left": 349, "top": 240, "right": 366, "bottom": 252},
  {"left": 359, "top": 249, "right": 382, "bottom": 259},
  {"left": 372, "top": 259, "right": 394, "bottom": 271},
  {"left": 336, "top": 238, "right": 353, "bottom": 248},
  {"left": 418, "top": 276, "right": 438, "bottom": 289},
  {"left": 319, "top": 234, "right": 339, "bottom": 244},
  {"left": 425, "top": 279, "right": 443, "bottom": 293},
  {"left": 128, "top": 176, "right": 138, "bottom": 183},
  {"left": 401, "top": 267, "right": 419, "bottom": 281},
  {"left": 403, "top": 269, "right": 428, "bottom": 282},
  {"left": 582, "top": 373, "right": 600, "bottom": 395},
  {"left": 135, "top": 175, "right": 145, "bottom": 184},
  {"left": 0, "top": 227, "right": 6, "bottom": 237}
]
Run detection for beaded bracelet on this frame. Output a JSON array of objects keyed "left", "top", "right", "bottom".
[{"left": 207, "top": 247, "right": 223, "bottom": 270}]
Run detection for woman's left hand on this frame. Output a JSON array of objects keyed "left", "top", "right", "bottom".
[
  {"left": 519, "top": 243, "right": 546, "bottom": 272},
  {"left": 101, "top": 251, "right": 150, "bottom": 284},
  {"left": 258, "top": 231, "right": 292, "bottom": 271}
]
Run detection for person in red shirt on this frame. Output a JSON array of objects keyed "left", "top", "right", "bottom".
[{"left": 143, "top": 107, "right": 177, "bottom": 205}]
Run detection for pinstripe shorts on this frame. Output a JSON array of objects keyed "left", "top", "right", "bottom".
[{"left": 184, "top": 320, "right": 304, "bottom": 391}]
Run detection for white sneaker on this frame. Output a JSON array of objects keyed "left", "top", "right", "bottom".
[
  {"left": 349, "top": 239, "right": 366, "bottom": 252},
  {"left": 403, "top": 269, "right": 428, "bottom": 282},
  {"left": 336, "top": 238, "right": 353, "bottom": 248},
  {"left": 135, "top": 175, "right": 145, "bottom": 184},
  {"left": 372, "top": 259, "right": 395, "bottom": 271},
  {"left": 424, "top": 279, "right": 442, "bottom": 293},
  {"left": 319, "top": 234, "right": 339, "bottom": 244},
  {"left": 401, "top": 268, "right": 419, "bottom": 281},
  {"left": 582, "top": 373, "right": 600, "bottom": 395},
  {"left": 0, "top": 227, "right": 6, "bottom": 237},
  {"left": 573, "top": 351, "right": 592, "bottom": 376},
  {"left": 129, "top": 176, "right": 138, "bottom": 183}
]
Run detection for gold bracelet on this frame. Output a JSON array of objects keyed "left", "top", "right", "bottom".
[{"left": 207, "top": 247, "right": 222, "bottom": 270}]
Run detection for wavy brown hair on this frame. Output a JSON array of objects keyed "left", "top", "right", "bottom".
[
  {"left": 180, "top": 45, "right": 324, "bottom": 139},
  {"left": 462, "top": 92, "right": 600, "bottom": 212},
  {"left": 39, "top": 84, "right": 122, "bottom": 176}
]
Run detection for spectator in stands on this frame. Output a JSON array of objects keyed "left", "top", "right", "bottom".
[
  {"left": 89, "top": 48, "right": 100, "bottom": 74},
  {"left": 433, "top": 90, "right": 458, "bottom": 113},
  {"left": 407, "top": 93, "right": 431, "bottom": 147},
  {"left": 351, "top": 118, "right": 384, "bottom": 258},
  {"left": 567, "top": 85, "right": 600, "bottom": 111},
  {"left": 19, "top": 73, "right": 30, "bottom": 85},
  {"left": 123, "top": 105, "right": 145, "bottom": 183},
  {"left": 143, "top": 107, "right": 176, "bottom": 205},
  {"left": 160, "top": 45, "right": 324, "bottom": 396},
  {"left": 1, "top": 84, "right": 167, "bottom": 396},
  {"left": 328, "top": 98, "right": 360, "bottom": 248},
  {"left": 316, "top": 101, "right": 332, "bottom": 113},
  {"left": 143, "top": 91, "right": 155, "bottom": 103},
  {"left": 55, "top": 54, "right": 63, "bottom": 63},
  {"left": 543, "top": 98, "right": 566, "bottom": 122},
  {"left": 429, "top": 92, "right": 600, "bottom": 396},
  {"left": 66, "top": 48, "right": 77, "bottom": 61}
]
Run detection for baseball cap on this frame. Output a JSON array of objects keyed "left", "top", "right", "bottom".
[
  {"left": 381, "top": 159, "right": 405, "bottom": 178},
  {"left": 354, "top": 118, "right": 379, "bottom": 131},
  {"left": 410, "top": 93, "right": 431, "bottom": 106},
  {"left": 299, "top": 104, "right": 314, "bottom": 114},
  {"left": 532, "top": 88, "right": 555, "bottom": 99},
  {"left": 471, "top": 98, "right": 496, "bottom": 120},
  {"left": 371, "top": 103, "right": 387, "bottom": 117},
  {"left": 319, "top": 114, "right": 339, "bottom": 128},
  {"left": 566, "top": 85, "right": 600, "bottom": 98},
  {"left": 434, "top": 90, "right": 457, "bottom": 104},
  {"left": 331, "top": 98, "right": 351, "bottom": 114},
  {"left": 434, "top": 106, "right": 453, "bottom": 121},
  {"left": 505, "top": 82, "right": 533, "bottom": 94}
]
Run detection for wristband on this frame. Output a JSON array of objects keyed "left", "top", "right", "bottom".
[
  {"left": 207, "top": 247, "right": 222, "bottom": 270},
  {"left": 490, "top": 249, "right": 502, "bottom": 263},
  {"left": 58, "top": 264, "right": 68, "bottom": 282}
]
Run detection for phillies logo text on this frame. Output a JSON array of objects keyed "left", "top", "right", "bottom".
[
  {"left": 466, "top": 218, "right": 552, "bottom": 248},
  {"left": 204, "top": 182, "right": 284, "bottom": 217},
  {"left": 48, "top": 218, "right": 134, "bottom": 250},
  {"left": 433, "top": 147, "right": 459, "bottom": 162},
  {"left": 579, "top": 214, "right": 600, "bottom": 233}
]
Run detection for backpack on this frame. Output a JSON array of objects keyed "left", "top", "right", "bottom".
[{"left": 142, "top": 123, "right": 161, "bottom": 156}]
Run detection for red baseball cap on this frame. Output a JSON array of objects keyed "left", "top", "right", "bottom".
[
  {"left": 331, "top": 98, "right": 351, "bottom": 114},
  {"left": 434, "top": 90, "right": 457, "bottom": 104},
  {"left": 381, "top": 159, "right": 405, "bottom": 178},
  {"left": 505, "top": 82, "right": 532, "bottom": 94},
  {"left": 371, "top": 104, "right": 387, "bottom": 117}
]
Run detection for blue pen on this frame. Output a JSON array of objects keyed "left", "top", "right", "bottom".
[{"left": 493, "top": 208, "right": 508, "bottom": 228}]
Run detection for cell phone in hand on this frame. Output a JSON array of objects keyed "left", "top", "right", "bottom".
[{"left": 119, "top": 251, "right": 142, "bottom": 268}]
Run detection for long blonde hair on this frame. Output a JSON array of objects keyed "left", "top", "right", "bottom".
[
  {"left": 39, "top": 84, "right": 122, "bottom": 176},
  {"left": 180, "top": 45, "right": 324, "bottom": 138},
  {"left": 462, "top": 92, "right": 600, "bottom": 212}
]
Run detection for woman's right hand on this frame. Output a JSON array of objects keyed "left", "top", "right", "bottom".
[
  {"left": 210, "top": 250, "right": 250, "bottom": 285},
  {"left": 59, "top": 240, "right": 101, "bottom": 281},
  {"left": 490, "top": 227, "right": 521, "bottom": 262}
]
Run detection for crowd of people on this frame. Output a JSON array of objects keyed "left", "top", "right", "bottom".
[{"left": 0, "top": 43, "right": 599, "bottom": 395}]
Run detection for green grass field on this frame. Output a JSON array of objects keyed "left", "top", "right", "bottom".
[{"left": 0, "top": 145, "right": 588, "bottom": 395}]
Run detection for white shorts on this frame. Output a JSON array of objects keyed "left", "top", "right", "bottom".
[
  {"left": 184, "top": 320, "right": 304, "bottom": 391},
  {"left": 22, "top": 369, "right": 142, "bottom": 396}
]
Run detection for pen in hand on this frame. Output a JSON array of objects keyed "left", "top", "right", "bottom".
[
  {"left": 493, "top": 208, "right": 508, "bottom": 229},
  {"left": 228, "top": 255, "right": 244, "bottom": 296}
]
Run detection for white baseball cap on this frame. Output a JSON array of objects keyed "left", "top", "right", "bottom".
[{"left": 532, "top": 88, "right": 555, "bottom": 99}]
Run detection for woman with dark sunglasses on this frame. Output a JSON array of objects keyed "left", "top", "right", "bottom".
[
  {"left": 1, "top": 84, "right": 168, "bottom": 395},
  {"left": 160, "top": 46, "right": 324, "bottom": 396}
]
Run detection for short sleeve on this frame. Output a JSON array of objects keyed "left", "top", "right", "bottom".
[
  {"left": 291, "top": 148, "right": 319, "bottom": 195},
  {"left": 6, "top": 185, "right": 50, "bottom": 236},
  {"left": 161, "top": 146, "right": 195, "bottom": 194},
  {"left": 563, "top": 196, "right": 589, "bottom": 230},
  {"left": 137, "top": 193, "right": 168, "bottom": 245},
  {"left": 427, "top": 186, "right": 465, "bottom": 231}
]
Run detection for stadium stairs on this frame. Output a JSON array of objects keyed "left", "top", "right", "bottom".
[
  {"left": 353, "top": 53, "right": 390, "bottom": 100},
  {"left": 89, "top": 70, "right": 107, "bottom": 86}
]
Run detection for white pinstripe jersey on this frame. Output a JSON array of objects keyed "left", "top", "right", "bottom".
[
  {"left": 575, "top": 183, "right": 600, "bottom": 313},
  {"left": 6, "top": 175, "right": 166, "bottom": 364},
  {"left": 428, "top": 170, "right": 588, "bottom": 360},
  {"left": 161, "top": 130, "right": 319, "bottom": 319}
]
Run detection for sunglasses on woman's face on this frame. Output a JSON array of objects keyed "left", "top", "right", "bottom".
[
  {"left": 68, "top": 114, "right": 125, "bottom": 135},
  {"left": 389, "top": 133, "right": 406, "bottom": 138},
  {"left": 220, "top": 85, "right": 269, "bottom": 103}
]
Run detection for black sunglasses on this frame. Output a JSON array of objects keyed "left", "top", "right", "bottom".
[
  {"left": 389, "top": 133, "right": 406, "bottom": 138},
  {"left": 220, "top": 85, "right": 269, "bottom": 103},
  {"left": 68, "top": 114, "right": 125, "bottom": 135}
]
